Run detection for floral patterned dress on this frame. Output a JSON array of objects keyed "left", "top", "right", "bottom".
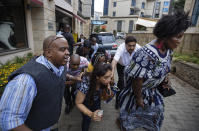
[{"left": 118, "top": 39, "right": 172, "bottom": 131}]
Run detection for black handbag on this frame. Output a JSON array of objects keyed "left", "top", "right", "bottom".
[{"left": 157, "top": 79, "right": 176, "bottom": 97}]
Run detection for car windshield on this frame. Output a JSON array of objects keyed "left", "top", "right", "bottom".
[
  {"left": 98, "top": 35, "right": 115, "bottom": 44},
  {"left": 117, "top": 32, "right": 124, "bottom": 35}
]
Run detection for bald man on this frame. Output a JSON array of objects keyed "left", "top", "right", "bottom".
[{"left": 0, "top": 35, "right": 70, "bottom": 131}]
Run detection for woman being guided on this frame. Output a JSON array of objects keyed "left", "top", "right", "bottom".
[{"left": 118, "top": 11, "right": 190, "bottom": 131}]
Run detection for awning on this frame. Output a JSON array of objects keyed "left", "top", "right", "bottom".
[
  {"left": 73, "top": 14, "right": 86, "bottom": 24},
  {"left": 56, "top": 6, "right": 73, "bottom": 18},
  {"left": 136, "top": 18, "right": 156, "bottom": 27},
  {"left": 30, "top": 0, "right": 43, "bottom": 6},
  {"left": 54, "top": 0, "right": 73, "bottom": 13}
]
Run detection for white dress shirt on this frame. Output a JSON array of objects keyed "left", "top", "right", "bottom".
[
  {"left": 113, "top": 43, "right": 141, "bottom": 66},
  {"left": 91, "top": 43, "right": 99, "bottom": 58}
]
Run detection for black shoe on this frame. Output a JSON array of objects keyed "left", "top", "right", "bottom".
[{"left": 65, "top": 106, "right": 70, "bottom": 115}]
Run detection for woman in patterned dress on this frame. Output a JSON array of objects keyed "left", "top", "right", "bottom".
[
  {"left": 118, "top": 11, "right": 190, "bottom": 131},
  {"left": 75, "top": 62, "right": 113, "bottom": 131}
]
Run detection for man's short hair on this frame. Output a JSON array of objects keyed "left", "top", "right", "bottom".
[
  {"left": 91, "top": 37, "right": 97, "bottom": 42},
  {"left": 125, "top": 36, "right": 137, "bottom": 44}
]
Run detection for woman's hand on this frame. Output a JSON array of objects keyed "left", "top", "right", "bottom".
[
  {"left": 162, "top": 75, "right": 171, "bottom": 90},
  {"left": 162, "top": 84, "right": 170, "bottom": 90},
  {"left": 91, "top": 110, "right": 102, "bottom": 121}
]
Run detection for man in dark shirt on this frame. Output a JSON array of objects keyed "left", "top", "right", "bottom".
[
  {"left": 76, "top": 40, "right": 93, "bottom": 61},
  {"left": 62, "top": 25, "right": 75, "bottom": 55}
]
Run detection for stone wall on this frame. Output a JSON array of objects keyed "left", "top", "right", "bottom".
[
  {"left": 31, "top": 0, "right": 56, "bottom": 55},
  {"left": 127, "top": 32, "right": 199, "bottom": 57},
  {"left": 171, "top": 61, "right": 199, "bottom": 89},
  {"left": 83, "top": 19, "right": 91, "bottom": 38}
]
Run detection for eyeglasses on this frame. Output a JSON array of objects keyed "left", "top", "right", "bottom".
[{"left": 48, "top": 36, "right": 64, "bottom": 49}]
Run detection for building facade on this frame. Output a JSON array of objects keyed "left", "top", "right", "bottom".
[
  {"left": 0, "top": 0, "right": 92, "bottom": 64},
  {"left": 94, "top": 11, "right": 103, "bottom": 20},
  {"left": 184, "top": 0, "right": 199, "bottom": 33},
  {"left": 101, "top": 0, "right": 171, "bottom": 33}
]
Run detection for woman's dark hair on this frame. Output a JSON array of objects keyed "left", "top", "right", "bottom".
[
  {"left": 91, "top": 47, "right": 106, "bottom": 65},
  {"left": 86, "top": 63, "right": 112, "bottom": 106},
  {"left": 153, "top": 10, "right": 190, "bottom": 39},
  {"left": 91, "top": 52, "right": 106, "bottom": 66}
]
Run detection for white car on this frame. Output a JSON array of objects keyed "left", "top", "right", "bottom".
[
  {"left": 116, "top": 32, "right": 126, "bottom": 39},
  {"left": 90, "top": 32, "right": 118, "bottom": 58}
]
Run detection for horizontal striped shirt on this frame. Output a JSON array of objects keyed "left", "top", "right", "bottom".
[{"left": 0, "top": 55, "right": 64, "bottom": 131}]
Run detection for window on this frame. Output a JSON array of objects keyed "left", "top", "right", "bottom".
[
  {"left": 65, "top": 0, "right": 71, "bottom": 5},
  {"left": 98, "top": 35, "right": 115, "bottom": 44},
  {"left": 128, "top": 20, "right": 134, "bottom": 33},
  {"left": 131, "top": 0, "right": 136, "bottom": 6},
  {"left": 91, "top": 0, "right": 94, "bottom": 16},
  {"left": 155, "top": 14, "right": 159, "bottom": 18},
  {"left": 164, "top": 1, "right": 169, "bottom": 6},
  {"left": 130, "top": 9, "right": 134, "bottom": 15},
  {"left": 191, "top": 0, "right": 199, "bottom": 26},
  {"left": 117, "top": 21, "right": 122, "bottom": 32},
  {"left": 163, "top": 8, "right": 168, "bottom": 12},
  {"left": 0, "top": 0, "right": 28, "bottom": 53},
  {"left": 113, "top": 11, "right": 116, "bottom": 16},
  {"left": 103, "top": 0, "right": 109, "bottom": 15},
  {"left": 78, "top": 0, "right": 82, "bottom": 12},
  {"left": 113, "top": 2, "right": 117, "bottom": 7},
  {"left": 156, "top": 2, "right": 161, "bottom": 9},
  {"left": 141, "top": 2, "right": 145, "bottom": 9},
  {"left": 140, "top": 12, "right": 144, "bottom": 17}
]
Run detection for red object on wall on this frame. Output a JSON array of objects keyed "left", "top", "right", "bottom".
[
  {"left": 31, "top": 0, "right": 43, "bottom": 6},
  {"left": 101, "top": 25, "right": 106, "bottom": 29}
]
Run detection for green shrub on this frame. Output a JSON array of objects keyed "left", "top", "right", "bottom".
[
  {"left": 173, "top": 53, "right": 199, "bottom": 65},
  {"left": 0, "top": 53, "right": 34, "bottom": 97}
]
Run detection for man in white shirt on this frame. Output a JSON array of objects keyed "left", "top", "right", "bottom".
[
  {"left": 90, "top": 37, "right": 99, "bottom": 58},
  {"left": 111, "top": 36, "right": 141, "bottom": 109}
]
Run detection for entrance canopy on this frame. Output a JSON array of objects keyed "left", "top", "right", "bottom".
[{"left": 136, "top": 18, "right": 157, "bottom": 27}]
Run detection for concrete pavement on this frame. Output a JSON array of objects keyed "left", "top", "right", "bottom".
[{"left": 55, "top": 74, "right": 199, "bottom": 131}]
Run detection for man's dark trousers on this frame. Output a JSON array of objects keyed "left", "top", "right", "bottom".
[{"left": 115, "top": 63, "right": 125, "bottom": 109}]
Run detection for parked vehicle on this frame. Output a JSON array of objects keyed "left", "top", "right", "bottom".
[
  {"left": 116, "top": 32, "right": 126, "bottom": 39},
  {"left": 90, "top": 32, "right": 118, "bottom": 58}
]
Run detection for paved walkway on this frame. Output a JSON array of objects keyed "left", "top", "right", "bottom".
[{"left": 56, "top": 74, "right": 199, "bottom": 131}]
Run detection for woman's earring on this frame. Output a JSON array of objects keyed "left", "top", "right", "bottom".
[{"left": 157, "top": 41, "right": 164, "bottom": 49}]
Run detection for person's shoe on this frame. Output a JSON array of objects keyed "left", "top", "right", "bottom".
[{"left": 65, "top": 106, "right": 70, "bottom": 115}]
